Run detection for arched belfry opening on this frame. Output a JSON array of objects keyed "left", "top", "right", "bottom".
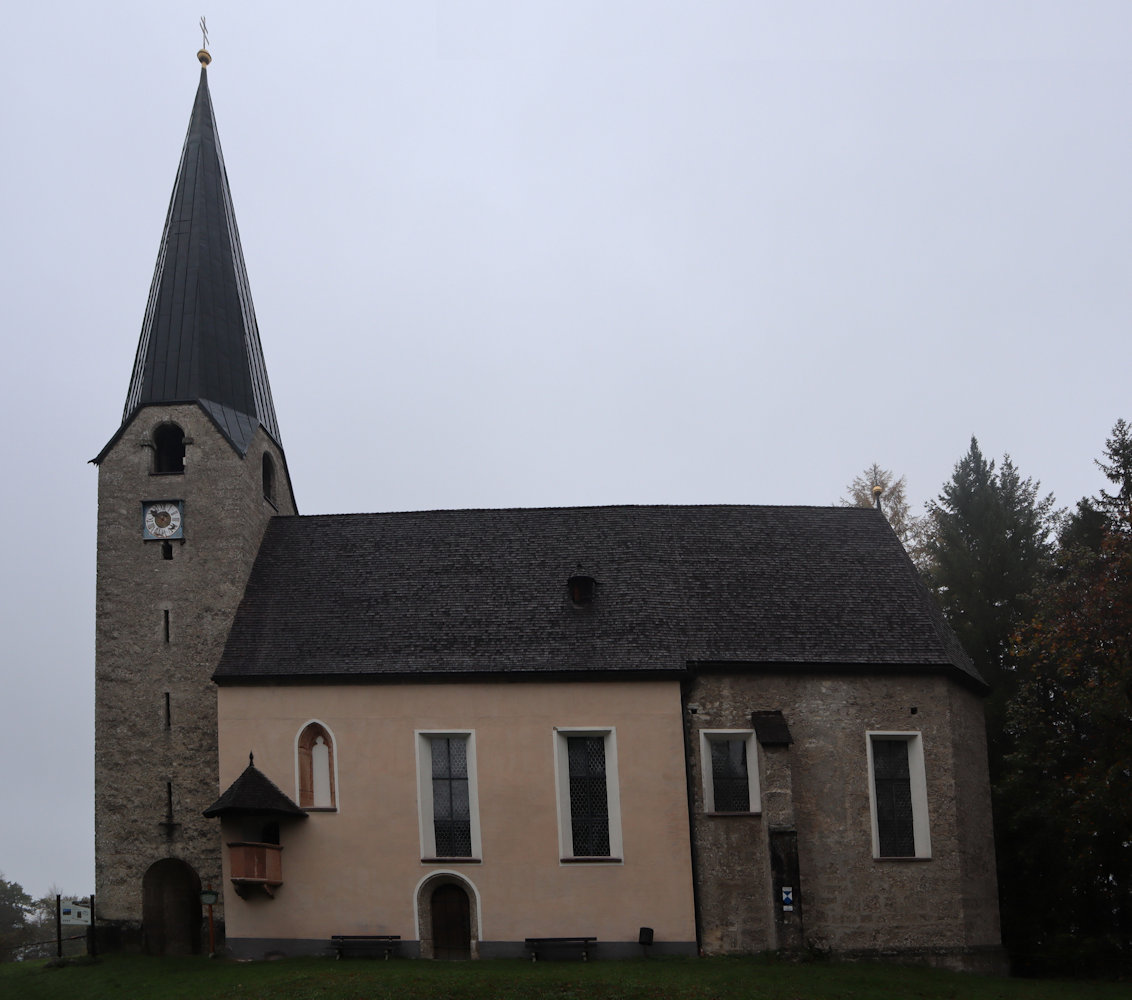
[
  {"left": 416, "top": 872, "right": 478, "bottom": 960},
  {"left": 153, "top": 423, "right": 186, "bottom": 474},
  {"left": 141, "top": 858, "right": 202, "bottom": 955}
]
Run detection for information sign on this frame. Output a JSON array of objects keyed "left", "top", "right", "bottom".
[{"left": 60, "top": 901, "right": 92, "bottom": 926}]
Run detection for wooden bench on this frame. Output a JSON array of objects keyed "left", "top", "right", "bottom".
[
  {"left": 524, "top": 936, "right": 596, "bottom": 962},
  {"left": 330, "top": 934, "right": 401, "bottom": 959}
]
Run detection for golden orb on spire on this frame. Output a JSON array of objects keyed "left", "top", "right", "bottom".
[{"left": 198, "top": 48, "right": 212, "bottom": 67}]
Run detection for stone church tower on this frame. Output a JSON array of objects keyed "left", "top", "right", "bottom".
[{"left": 93, "top": 52, "right": 295, "bottom": 953}]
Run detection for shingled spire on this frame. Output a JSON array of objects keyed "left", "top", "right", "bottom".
[{"left": 119, "top": 59, "right": 281, "bottom": 455}]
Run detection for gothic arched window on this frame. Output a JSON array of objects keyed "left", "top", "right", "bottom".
[
  {"left": 297, "top": 722, "right": 336, "bottom": 809},
  {"left": 153, "top": 423, "right": 185, "bottom": 474}
]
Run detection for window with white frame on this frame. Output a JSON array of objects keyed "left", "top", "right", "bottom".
[
  {"left": 699, "top": 730, "right": 760, "bottom": 814},
  {"left": 416, "top": 732, "right": 481, "bottom": 860},
  {"left": 867, "top": 732, "right": 931, "bottom": 859},
  {"left": 554, "top": 728, "right": 622, "bottom": 862}
]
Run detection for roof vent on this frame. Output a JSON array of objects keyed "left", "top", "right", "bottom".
[{"left": 568, "top": 575, "right": 596, "bottom": 607}]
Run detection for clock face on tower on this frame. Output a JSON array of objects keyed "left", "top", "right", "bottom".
[{"left": 142, "top": 500, "right": 184, "bottom": 540}]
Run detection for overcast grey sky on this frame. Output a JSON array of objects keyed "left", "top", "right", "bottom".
[{"left": 2, "top": 2, "right": 1130, "bottom": 899}]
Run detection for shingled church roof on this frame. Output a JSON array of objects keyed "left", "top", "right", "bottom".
[
  {"left": 99, "top": 62, "right": 281, "bottom": 461},
  {"left": 214, "top": 505, "right": 983, "bottom": 689}
]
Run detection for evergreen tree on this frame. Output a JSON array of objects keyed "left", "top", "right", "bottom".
[
  {"left": 994, "top": 420, "right": 1132, "bottom": 974},
  {"left": 1058, "top": 497, "right": 1108, "bottom": 555},
  {"left": 1096, "top": 418, "right": 1132, "bottom": 527},
  {"left": 997, "top": 527, "right": 1132, "bottom": 974},
  {"left": 921, "top": 438, "right": 1055, "bottom": 702},
  {"left": 0, "top": 875, "right": 35, "bottom": 962}
]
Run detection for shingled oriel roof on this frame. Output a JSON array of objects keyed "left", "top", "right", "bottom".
[
  {"left": 214, "top": 505, "right": 983, "bottom": 688},
  {"left": 103, "top": 64, "right": 281, "bottom": 459},
  {"left": 203, "top": 755, "right": 306, "bottom": 819}
]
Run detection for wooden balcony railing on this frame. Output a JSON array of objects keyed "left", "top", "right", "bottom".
[{"left": 228, "top": 842, "right": 283, "bottom": 896}]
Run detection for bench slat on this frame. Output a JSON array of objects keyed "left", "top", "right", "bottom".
[
  {"left": 331, "top": 934, "right": 401, "bottom": 960},
  {"left": 524, "top": 937, "right": 596, "bottom": 961}
]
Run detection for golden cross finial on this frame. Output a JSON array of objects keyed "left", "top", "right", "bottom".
[{"left": 198, "top": 16, "right": 212, "bottom": 66}]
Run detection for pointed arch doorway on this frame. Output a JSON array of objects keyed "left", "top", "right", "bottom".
[{"left": 142, "top": 858, "right": 202, "bottom": 955}]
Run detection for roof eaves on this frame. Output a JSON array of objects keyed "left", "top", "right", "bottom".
[
  {"left": 213, "top": 666, "right": 689, "bottom": 686},
  {"left": 687, "top": 658, "right": 990, "bottom": 693},
  {"left": 92, "top": 399, "right": 262, "bottom": 465}
]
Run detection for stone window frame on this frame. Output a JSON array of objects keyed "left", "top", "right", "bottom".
[
  {"left": 295, "top": 720, "right": 339, "bottom": 811},
  {"left": 415, "top": 730, "right": 482, "bottom": 862},
  {"left": 552, "top": 726, "right": 623, "bottom": 864},
  {"left": 866, "top": 731, "right": 932, "bottom": 860},
  {"left": 699, "top": 729, "right": 761, "bottom": 815}
]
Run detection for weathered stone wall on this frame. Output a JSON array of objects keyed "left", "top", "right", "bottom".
[
  {"left": 94, "top": 404, "right": 294, "bottom": 946},
  {"left": 947, "top": 682, "right": 1003, "bottom": 948},
  {"left": 685, "top": 674, "right": 776, "bottom": 954},
  {"left": 686, "top": 670, "right": 1002, "bottom": 969}
]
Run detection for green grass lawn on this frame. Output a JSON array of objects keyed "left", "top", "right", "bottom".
[{"left": 1, "top": 955, "right": 1125, "bottom": 1000}]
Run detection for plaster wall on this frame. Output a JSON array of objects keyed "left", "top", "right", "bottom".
[
  {"left": 94, "top": 404, "right": 295, "bottom": 938},
  {"left": 215, "top": 680, "right": 696, "bottom": 954}
]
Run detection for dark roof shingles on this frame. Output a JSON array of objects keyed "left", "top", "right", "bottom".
[
  {"left": 203, "top": 759, "right": 306, "bottom": 818},
  {"left": 215, "top": 505, "right": 982, "bottom": 687}
]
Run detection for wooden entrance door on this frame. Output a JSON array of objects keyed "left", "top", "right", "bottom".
[
  {"left": 141, "top": 858, "right": 202, "bottom": 955},
  {"left": 431, "top": 883, "right": 471, "bottom": 959}
]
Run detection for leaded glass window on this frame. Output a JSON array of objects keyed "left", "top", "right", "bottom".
[
  {"left": 711, "top": 739, "right": 750, "bottom": 812},
  {"left": 431, "top": 736, "right": 472, "bottom": 857},
  {"left": 872, "top": 738, "right": 915, "bottom": 857},
  {"left": 567, "top": 735, "right": 610, "bottom": 856}
]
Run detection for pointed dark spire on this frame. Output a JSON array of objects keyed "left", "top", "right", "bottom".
[{"left": 121, "top": 61, "right": 281, "bottom": 455}]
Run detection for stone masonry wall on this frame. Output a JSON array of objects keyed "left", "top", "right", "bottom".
[
  {"left": 686, "top": 671, "right": 1002, "bottom": 966},
  {"left": 94, "top": 404, "right": 294, "bottom": 946}
]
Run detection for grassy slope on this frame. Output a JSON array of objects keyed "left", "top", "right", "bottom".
[{"left": 1, "top": 955, "right": 1126, "bottom": 1000}]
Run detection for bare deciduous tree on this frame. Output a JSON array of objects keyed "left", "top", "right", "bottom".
[{"left": 840, "top": 463, "right": 924, "bottom": 560}]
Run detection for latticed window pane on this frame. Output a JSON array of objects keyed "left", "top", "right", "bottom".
[
  {"left": 430, "top": 737, "right": 472, "bottom": 856},
  {"left": 873, "top": 739, "right": 915, "bottom": 857},
  {"left": 567, "top": 736, "right": 610, "bottom": 856},
  {"left": 711, "top": 739, "right": 750, "bottom": 812},
  {"left": 435, "top": 817, "right": 472, "bottom": 857}
]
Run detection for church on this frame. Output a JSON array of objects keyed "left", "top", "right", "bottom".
[{"left": 93, "top": 51, "right": 1004, "bottom": 971}]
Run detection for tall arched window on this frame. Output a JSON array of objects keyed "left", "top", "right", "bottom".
[
  {"left": 262, "top": 452, "right": 276, "bottom": 502},
  {"left": 297, "top": 722, "right": 336, "bottom": 809},
  {"left": 153, "top": 423, "right": 186, "bottom": 474}
]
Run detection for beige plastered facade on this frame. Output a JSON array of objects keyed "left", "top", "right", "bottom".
[{"left": 215, "top": 680, "right": 698, "bottom": 958}]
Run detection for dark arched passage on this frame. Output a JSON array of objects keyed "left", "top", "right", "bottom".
[{"left": 142, "top": 858, "right": 202, "bottom": 955}]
